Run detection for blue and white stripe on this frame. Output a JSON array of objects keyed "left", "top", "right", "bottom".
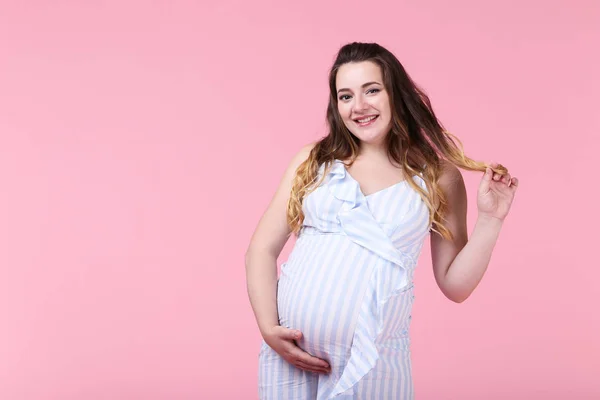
[{"left": 259, "top": 159, "right": 431, "bottom": 399}]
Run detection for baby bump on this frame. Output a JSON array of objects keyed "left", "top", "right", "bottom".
[
  {"left": 277, "top": 278, "right": 359, "bottom": 358},
  {"left": 275, "top": 237, "right": 377, "bottom": 359}
]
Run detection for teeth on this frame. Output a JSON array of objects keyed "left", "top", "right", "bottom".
[{"left": 357, "top": 116, "right": 377, "bottom": 123}]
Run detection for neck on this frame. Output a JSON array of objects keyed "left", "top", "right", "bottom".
[{"left": 355, "top": 142, "right": 389, "bottom": 162}]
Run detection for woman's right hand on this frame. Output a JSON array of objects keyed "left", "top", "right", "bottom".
[{"left": 263, "top": 326, "right": 331, "bottom": 374}]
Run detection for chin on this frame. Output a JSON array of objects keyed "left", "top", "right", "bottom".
[
  {"left": 351, "top": 130, "right": 388, "bottom": 143},
  {"left": 345, "top": 121, "right": 391, "bottom": 142}
]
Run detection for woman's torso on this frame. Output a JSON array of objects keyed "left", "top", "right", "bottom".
[{"left": 276, "top": 159, "right": 431, "bottom": 360}]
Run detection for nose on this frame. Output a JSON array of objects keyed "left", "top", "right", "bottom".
[{"left": 352, "top": 94, "right": 369, "bottom": 113}]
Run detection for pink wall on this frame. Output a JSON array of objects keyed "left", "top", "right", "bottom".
[{"left": 1, "top": 1, "right": 598, "bottom": 399}]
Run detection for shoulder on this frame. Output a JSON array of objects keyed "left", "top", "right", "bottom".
[
  {"left": 437, "top": 159, "right": 464, "bottom": 189},
  {"left": 297, "top": 141, "right": 317, "bottom": 161},
  {"left": 276, "top": 142, "right": 318, "bottom": 186},
  {"left": 287, "top": 141, "right": 318, "bottom": 172},
  {"left": 435, "top": 160, "right": 467, "bottom": 207}
]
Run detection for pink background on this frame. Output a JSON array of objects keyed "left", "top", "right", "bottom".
[{"left": 1, "top": 1, "right": 598, "bottom": 399}]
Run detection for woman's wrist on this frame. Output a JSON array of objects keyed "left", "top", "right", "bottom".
[
  {"left": 476, "top": 213, "right": 505, "bottom": 228},
  {"left": 259, "top": 321, "right": 279, "bottom": 338}
]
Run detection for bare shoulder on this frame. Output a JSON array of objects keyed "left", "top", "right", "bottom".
[
  {"left": 435, "top": 159, "right": 467, "bottom": 210},
  {"left": 437, "top": 159, "right": 464, "bottom": 189},
  {"left": 278, "top": 142, "right": 317, "bottom": 184},
  {"left": 246, "top": 141, "right": 317, "bottom": 258},
  {"left": 292, "top": 141, "right": 317, "bottom": 167}
]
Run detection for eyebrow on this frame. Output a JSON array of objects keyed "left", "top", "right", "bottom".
[{"left": 337, "top": 81, "right": 382, "bottom": 94}]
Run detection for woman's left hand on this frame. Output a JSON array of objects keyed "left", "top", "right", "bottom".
[{"left": 477, "top": 162, "right": 519, "bottom": 221}]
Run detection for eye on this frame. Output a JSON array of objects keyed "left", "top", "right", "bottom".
[
  {"left": 367, "top": 88, "right": 380, "bottom": 94},
  {"left": 338, "top": 94, "right": 351, "bottom": 101}
]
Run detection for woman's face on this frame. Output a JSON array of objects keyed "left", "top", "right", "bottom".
[{"left": 335, "top": 61, "right": 392, "bottom": 145}]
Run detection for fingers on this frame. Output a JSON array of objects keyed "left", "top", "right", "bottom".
[
  {"left": 276, "top": 327, "right": 331, "bottom": 372},
  {"left": 483, "top": 166, "right": 493, "bottom": 181},
  {"left": 295, "top": 361, "right": 331, "bottom": 374},
  {"left": 487, "top": 162, "right": 517, "bottom": 188},
  {"left": 479, "top": 167, "right": 492, "bottom": 194},
  {"left": 287, "top": 345, "right": 331, "bottom": 374},
  {"left": 278, "top": 327, "right": 302, "bottom": 341},
  {"left": 493, "top": 172, "right": 518, "bottom": 189},
  {"left": 290, "top": 347, "right": 330, "bottom": 369},
  {"left": 485, "top": 162, "right": 502, "bottom": 182}
]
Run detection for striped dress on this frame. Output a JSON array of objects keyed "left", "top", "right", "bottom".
[{"left": 258, "top": 159, "right": 431, "bottom": 399}]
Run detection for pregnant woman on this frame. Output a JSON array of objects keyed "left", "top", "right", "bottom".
[{"left": 245, "top": 42, "right": 519, "bottom": 399}]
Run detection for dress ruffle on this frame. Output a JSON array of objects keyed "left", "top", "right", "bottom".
[{"left": 320, "top": 160, "right": 418, "bottom": 398}]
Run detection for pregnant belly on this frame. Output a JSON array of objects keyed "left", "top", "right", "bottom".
[
  {"left": 275, "top": 235, "right": 377, "bottom": 359},
  {"left": 279, "top": 281, "right": 358, "bottom": 357}
]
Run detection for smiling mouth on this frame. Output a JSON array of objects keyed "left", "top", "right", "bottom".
[{"left": 354, "top": 115, "right": 379, "bottom": 125}]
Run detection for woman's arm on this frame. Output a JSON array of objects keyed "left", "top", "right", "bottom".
[
  {"left": 430, "top": 161, "right": 518, "bottom": 303},
  {"left": 245, "top": 143, "right": 331, "bottom": 374},
  {"left": 245, "top": 143, "right": 314, "bottom": 335}
]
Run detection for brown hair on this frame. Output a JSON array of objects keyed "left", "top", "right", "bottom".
[{"left": 286, "top": 42, "right": 507, "bottom": 240}]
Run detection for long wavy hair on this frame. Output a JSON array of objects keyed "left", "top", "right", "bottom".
[{"left": 286, "top": 42, "right": 507, "bottom": 240}]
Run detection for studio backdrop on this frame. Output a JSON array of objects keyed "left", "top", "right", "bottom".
[{"left": 0, "top": 1, "right": 598, "bottom": 399}]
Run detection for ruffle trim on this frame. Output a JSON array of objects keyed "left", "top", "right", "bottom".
[{"left": 319, "top": 160, "right": 417, "bottom": 398}]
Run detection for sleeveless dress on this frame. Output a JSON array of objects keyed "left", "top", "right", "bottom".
[{"left": 258, "top": 159, "right": 431, "bottom": 399}]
